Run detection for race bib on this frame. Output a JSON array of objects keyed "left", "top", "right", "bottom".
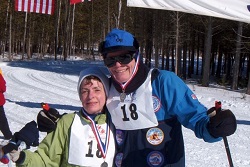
[
  {"left": 107, "top": 70, "right": 158, "bottom": 130},
  {"left": 68, "top": 113, "right": 115, "bottom": 166}
]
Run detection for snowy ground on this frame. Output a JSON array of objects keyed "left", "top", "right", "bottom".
[{"left": 0, "top": 59, "right": 249, "bottom": 167}]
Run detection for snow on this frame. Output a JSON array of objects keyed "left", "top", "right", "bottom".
[{"left": 0, "top": 59, "right": 249, "bottom": 167}]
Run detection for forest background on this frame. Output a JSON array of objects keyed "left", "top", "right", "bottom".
[{"left": 0, "top": 0, "right": 250, "bottom": 95}]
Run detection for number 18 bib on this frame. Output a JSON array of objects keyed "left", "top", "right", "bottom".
[{"left": 106, "top": 70, "right": 158, "bottom": 130}]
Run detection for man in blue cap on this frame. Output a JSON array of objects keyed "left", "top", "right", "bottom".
[{"left": 99, "top": 28, "right": 237, "bottom": 167}]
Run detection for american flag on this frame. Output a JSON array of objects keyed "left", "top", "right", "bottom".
[
  {"left": 15, "top": 0, "right": 55, "bottom": 15},
  {"left": 70, "top": 0, "right": 91, "bottom": 5}
]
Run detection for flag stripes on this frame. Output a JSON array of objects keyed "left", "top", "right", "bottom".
[{"left": 15, "top": 0, "right": 55, "bottom": 15}]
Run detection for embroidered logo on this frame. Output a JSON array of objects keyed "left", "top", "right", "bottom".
[
  {"left": 146, "top": 128, "right": 164, "bottom": 145},
  {"left": 147, "top": 151, "right": 164, "bottom": 167},
  {"left": 116, "top": 130, "right": 124, "bottom": 145},
  {"left": 115, "top": 153, "right": 123, "bottom": 167},
  {"left": 152, "top": 96, "right": 161, "bottom": 112}
]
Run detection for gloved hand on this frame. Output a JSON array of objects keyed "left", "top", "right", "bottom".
[
  {"left": 0, "top": 146, "right": 9, "bottom": 164},
  {"left": 207, "top": 103, "right": 237, "bottom": 138},
  {"left": 2, "top": 141, "right": 18, "bottom": 154},
  {"left": 37, "top": 103, "right": 65, "bottom": 133},
  {"left": 13, "top": 120, "right": 39, "bottom": 149}
]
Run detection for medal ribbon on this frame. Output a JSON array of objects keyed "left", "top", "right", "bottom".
[{"left": 81, "top": 109, "right": 110, "bottom": 159}]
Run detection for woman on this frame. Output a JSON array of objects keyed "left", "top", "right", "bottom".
[{"left": 8, "top": 67, "right": 115, "bottom": 167}]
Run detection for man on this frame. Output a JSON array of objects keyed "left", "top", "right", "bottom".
[{"left": 99, "top": 28, "right": 237, "bottom": 167}]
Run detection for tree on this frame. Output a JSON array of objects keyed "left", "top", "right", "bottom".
[
  {"left": 232, "top": 22, "right": 243, "bottom": 90},
  {"left": 202, "top": 17, "right": 213, "bottom": 87}
]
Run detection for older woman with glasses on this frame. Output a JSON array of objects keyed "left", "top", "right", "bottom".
[{"left": 99, "top": 28, "right": 237, "bottom": 167}]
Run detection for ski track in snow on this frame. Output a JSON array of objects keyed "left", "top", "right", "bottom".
[{"left": 0, "top": 60, "right": 249, "bottom": 167}]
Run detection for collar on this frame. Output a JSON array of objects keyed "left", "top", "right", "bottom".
[{"left": 80, "top": 108, "right": 107, "bottom": 125}]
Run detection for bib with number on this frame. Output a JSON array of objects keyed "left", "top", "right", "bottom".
[
  {"left": 107, "top": 69, "right": 158, "bottom": 130},
  {"left": 68, "top": 113, "right": 115, "bottom": 166}
]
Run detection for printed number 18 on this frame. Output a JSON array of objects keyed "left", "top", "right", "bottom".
[{"left": 121, "top": 103, "right": 138, "bottom": 121}]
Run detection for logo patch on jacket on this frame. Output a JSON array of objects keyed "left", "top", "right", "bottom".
[
  {"left": 115, "top": 130, "right": 124, "bottom": 145},
  {"left": 147, "top": 151, "right": 164, "bottom": 167},
  {"left": 146, "top": 128, "right": 164, "bottom": 145},
  {"left": 153, "top": 96, "right": 161, "bottom": 112},
  {"left": 115, "top": 153, "right": 123, "bottom": 167}
]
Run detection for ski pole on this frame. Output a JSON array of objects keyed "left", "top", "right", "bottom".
[{"left": 215, "top": 101, "right": 234, "bottom": 167}]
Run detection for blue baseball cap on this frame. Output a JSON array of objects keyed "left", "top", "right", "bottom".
[{"left": 99, "top": 29, "right": 139, "bottom": 55}]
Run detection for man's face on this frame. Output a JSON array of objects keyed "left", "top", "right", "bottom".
[{"left": 105, "top": 50, "right": 136, "bottom": 83}]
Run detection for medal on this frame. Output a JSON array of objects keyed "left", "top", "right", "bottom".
[
  {"left": 101, "top": 161, "right": 108, "bottom": 167},
  {"left": 81, "top": 109, "right": 111, "bottom": 165},
  {"left": 120, "top": 92, "right": 126, "bottom": 102}
]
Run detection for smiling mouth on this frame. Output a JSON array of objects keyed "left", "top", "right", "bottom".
[{"left": 115, "top": 68, "right": 127, "bottom": 73}]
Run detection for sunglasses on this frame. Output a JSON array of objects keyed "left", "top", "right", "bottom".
[{"left": 104, "top": 53, "right": 135, "bottom": 67}]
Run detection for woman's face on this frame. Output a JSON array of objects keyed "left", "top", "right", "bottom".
[
  {"left": 80, "top": 79, "right": 106, "bottom": 115},
  {"left": 106, "top": 50, "right": 136, "bottom": 83}
]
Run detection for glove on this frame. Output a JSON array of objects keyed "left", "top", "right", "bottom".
[
  {"left": 37, "top": 109, "right": 59, "bottom": 133},
  {"left": 41, "top": 102, "right": 62, "bottom": 123},
  {"left": 13, "top": 120, "right": 39, "bottom": 148},
  {"left": 2, "top": 141, "right": 18, "bottom": 154},
  {"left": 37, "top": 103, "right": 65, "bottom": 133},
  {"left": 0, "top": 146, "right": 9, "bottom": 164},
  {"left": 207, "top": 105, "right": 237, "bottom": 138}
]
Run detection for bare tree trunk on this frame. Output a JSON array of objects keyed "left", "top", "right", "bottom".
[
  {"left": 8, "top": 0, "right": 12, "bottom": 61},
  {"left": 27, "top": 15, "right": 31, "bottom": 59},
  {"left": 91, "top": 1, "right": 95, "bottom": 60},
  {"left": 54, "top": 0, "right": 61, "bottom": 61},
  {"left": 145, "top": 11, "right": 153, "bottom": 68},
  {"left": 41, "top": 27, "right": 45, "bottom": 57},
  {"left": 117, "top": 0, "right": 122, "bottom": 28},
  {"left": 22, "top": 12, "right": 28, "bottom": 60},
  {"left": 202, "top": 17, "right": 212, "bottom": 87},
  {"left": 216, "top": 45, "right": 223, "bottom": 78},
  {"left": 175, "top": 12, "right": 181, "bottom": 76},
  {"left": 182, "top": 42, "right": 187, "bottom": 79},
  {"left": 155, "top": 44, "right": 159, "bottom": 69},
  {"left": 232, "top": 22, "right": 243, "bottom": 90},
  {"left": 196, "top": 33, "right": 200, "bottom": 75},
  {"left": 63, "top": 0, "right": 71, "bottom": 61},
  {"left": 171, "top": 44, "right": 175, "bottom": 72},
  {"left": 2, "top": 0, "right": 10, "bottom": 58},
  {"left": 71, "top": 4, "right": 76, "bottom": 57}
]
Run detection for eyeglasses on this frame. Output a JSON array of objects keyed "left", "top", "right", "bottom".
[{"left": 104, "top": 53, "right": 135, "bottom": 67}]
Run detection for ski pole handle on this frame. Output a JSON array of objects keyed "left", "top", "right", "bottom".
[{"left": 214, "top": 101, "right": 234, "bottom": 167}]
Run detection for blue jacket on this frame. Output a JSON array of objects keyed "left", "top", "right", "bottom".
[{"left": 113, "top": 69, "right": 220, "bottom": 167}]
